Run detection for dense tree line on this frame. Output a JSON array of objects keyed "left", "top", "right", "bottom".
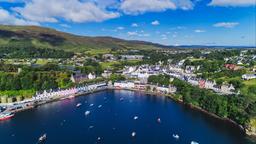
[
  {"left": 77, "top": 59, "right": 103, "bottom": 75},
  {"left": 0, "top": 70, "right": 72, "bottom": 94},
  {"left": 148, "top": 74, "right": 171, "bottom": 86},
  {"left": 0, "top": 40, "right": 74, "bottom": 58},
  {"left": 172, "top": 78, "right": 255, "bottom": 126},
  {"left": 205, "top": 50, "right": 240, "bottom": 60}
]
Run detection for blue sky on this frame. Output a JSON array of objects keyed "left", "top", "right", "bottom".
[{"left": 0, "top": 0, "right": 255, "bottom": 46}]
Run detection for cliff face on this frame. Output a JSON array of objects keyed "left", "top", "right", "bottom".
[{"left": 246, "top": 118, "right": 256, "bottom": 136}]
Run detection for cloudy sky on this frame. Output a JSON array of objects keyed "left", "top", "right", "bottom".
[{"left": 0, "top": 0, "right": 255, "bottom": 46}]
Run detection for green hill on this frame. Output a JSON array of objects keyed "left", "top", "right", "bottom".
[{"left": 0, "top": 25, "right": 166, "bottom": 53}]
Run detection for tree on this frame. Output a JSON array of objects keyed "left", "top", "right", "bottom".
[{"left": 109, "top": 74, "right": 125, "bottom": 82}]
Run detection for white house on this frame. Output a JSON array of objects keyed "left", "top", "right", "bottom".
[
  {"left": 114, "top": 81, "right": 135, "bottom": 89},
  {"left": 242, "top": 74, "right": 256, "bottom": 80},
  {"left": 205, "top": 80, "right": 216, "bottom": 89},
  {"left": 220, "top": 84, "right": 235, "bottom": 95},
  {"left": 185, "top": 66, "right": 196, "bottom": 74},
  {"left": 187, "top": 78, "right": 199, "bottom": 86},
  {"left": 88, "top": 73, "right": 96, "bottom": 80},
  {"left": 123, "top": 66, "right": 137, "bottom": 74}
]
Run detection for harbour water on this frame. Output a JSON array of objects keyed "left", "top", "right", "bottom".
[{"left": 0, "top": 90, "right": 254, "bottom": 144}]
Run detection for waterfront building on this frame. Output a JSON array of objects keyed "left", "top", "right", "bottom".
[{"left": 114, "top": 81, "right": 135, "bottom": 89}]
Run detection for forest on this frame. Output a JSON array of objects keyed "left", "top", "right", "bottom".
[{"left": 0, "top": 40, "right": 74, "bottom": 58}]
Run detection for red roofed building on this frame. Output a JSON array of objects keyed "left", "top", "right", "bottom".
[
  {"left": 199, "top": 80, "right": 206, "bottom": 89},
  {"left": 224, "top": 64, "right": 241, "bottom": 71}
]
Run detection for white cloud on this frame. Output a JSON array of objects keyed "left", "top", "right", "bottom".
[
  {"left": 117, "top": 26, "right": 125, "bottom": 30},
  {"left": 174, "top": 0, "right": 195, "bottom": 10},
  {"left": 151, "top": 20, "right": 160, "bottom": 26},
  {"left": 213, "top": 22, "right": 239, "bottom": 28},
  {"left": 127, "top": 31, "right": 138, "bottom": 36},
  {"left": 131, "top": 23, "right": 139, "bottom": 27},
  {"left": 60, "top": 24, "right": 70, "bottom": 28},
  {"left": 127, "top": 30, "right": 150, "bottom": 37},
  {"left": 120, "top": 0, "right": 176, "bottom": 15},
  {"left": 161, "top": 34, "right": 168, "bottom": 40},
  {"left": 14, "top": 0, "right": 120, "bottom": 23},
  {"left": 194, "top": 29, "right": 205, "bottom": 33},
  {"left": 209, "top": 0, "right": 256, "bottom": 6},
  {"left": 141, "top": 33, "right": 150, "bottom": 37},
  {"left": 0, "top": 8, "right": 38, "bottom": 25}
]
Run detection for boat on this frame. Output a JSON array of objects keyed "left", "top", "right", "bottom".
[
  {"left": 131, "top": 132, "right": 136, "bottom": 137},
  {"left": 157, "top": 118, "right": 161, "bottom": 123},
  {"left": 68, "top": 95, "right": 75, "bottom": 99},
  {"left": 38, "top": 133, "right": 47, "bottom": 143},
  {"left": 0, "top": 112, "right": 14, "bottom": 121},
  {"left": 85, "top": 111, "right": 90, "bottom": 116},
  {"left": 97, "top": 137, "right": 101, "bottom": 141},
  {"left": 133, "top": 116, "right": 138, "bottom": 120},
  {"left": 191, "top": 141, "right": 199, "bottom": 144},
  {"left": 98, "top": 105, "right": 102, "bottom": 108},
  {"left": 172, "top": 134, "right": 179, "bottom": 139},
  {"left": 60, "top": 97, "right": 68, "bottom": 100},
  {"left": 76, "top": 103, "right": 82, "bottom": 107}
]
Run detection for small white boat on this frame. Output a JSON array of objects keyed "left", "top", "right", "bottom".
[
  {"left": 120, "top": 97, "right": 124, "bottom": 101},
  {"left": 38, "top": 133, "right": 47, "bottom": 143},
  {"left": 98, "top": 105, "right": 102, "bottom": 108},
  {"left": 89, "top": 104, "right": 94, "bottom": 107},
  {"left": 191, "top": 141, "right": 199, "bottom": 144},
  {"left": 89, "top": 125, "right": 94, "bottom": 129},
  {"left": 76, "top": 103, "right": 82, "bottom": 107},
  {"left": 133, "top": 116, "right": 138, "bottom": 120},
  {"left": 157, "top": 118, "right": 161, "bottom": 123},
  {"left": 85, "top": 111, "right": 90, "bottom": 116},
  {"left": 97, "top": 137, "right": 101, "bottom": 141},
  {"left": 131, "top": 132, "right": 136, "bottom": 137},
  {"left": 172, "top": 134, "right": 179, "bottom": 139}
]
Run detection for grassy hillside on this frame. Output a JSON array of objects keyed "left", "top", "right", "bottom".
[{"left": 0, "top": 25, "right": 165, "bottom": 53}]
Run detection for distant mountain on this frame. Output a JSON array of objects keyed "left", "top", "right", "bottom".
[{"left": 0, "top": 25, "right": 169, "bottom": 52}]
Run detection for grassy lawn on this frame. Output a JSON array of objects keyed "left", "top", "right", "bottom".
[
  {"left": 100, "top": 60, "right": 141, "bottom": 69},
  {"left": 85, "top": 49, "right": 111, "bottom": 56},
  {"left": 243, "top": 79, "right": 256, "bottom": 86},
  {"left": 189, "top": 58, "right": 205, "bottom": 62},
  {"left": 36, "top": 59, "right": 50, "bottom": 65},
  {"left": 217, "top": 76, "right": 241, "bottom": 81},
  {"left": 241, "top": 79, "right": 256, "bottom": 95},
  {"left": 100, "top": 61, "right": 121, "bottom": 69}
]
